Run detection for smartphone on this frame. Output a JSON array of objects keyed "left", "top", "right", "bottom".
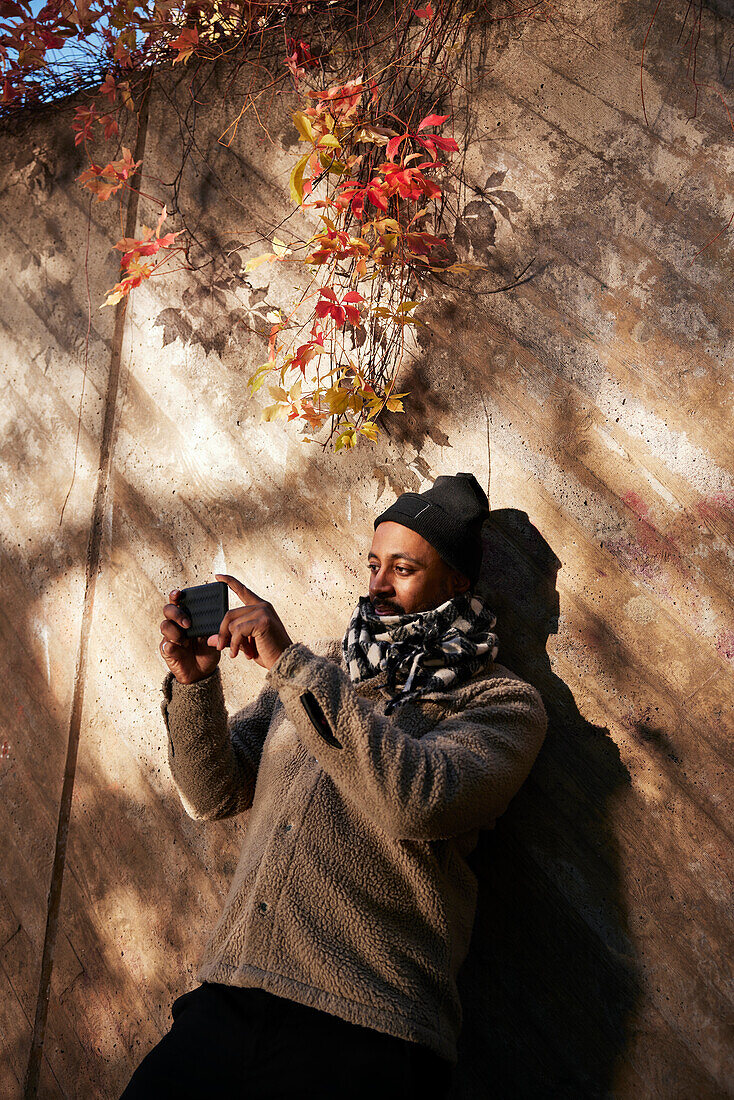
[{"left": 178, "top": 581, "right": 229, "bottom": 640}]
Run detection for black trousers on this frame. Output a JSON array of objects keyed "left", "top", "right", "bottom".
[{"left": 120, "top": 981, "right": 454, "bottom": 1099}]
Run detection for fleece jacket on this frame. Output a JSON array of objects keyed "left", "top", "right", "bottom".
[{"left": 160, "top": 637, "right": 548, "bottom": 1065}]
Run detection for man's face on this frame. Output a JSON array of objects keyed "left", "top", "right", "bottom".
[{"left": 367, "top": 521, "right": 470, "bottom": 616}]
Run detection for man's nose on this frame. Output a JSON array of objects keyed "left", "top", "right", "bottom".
[{"left": 370, "top": 569, "right": 394, "bottom": 595}]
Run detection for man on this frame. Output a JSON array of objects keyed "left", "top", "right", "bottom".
[{"left": 122, "top": 473, "right": 547, "bottom": 1099}]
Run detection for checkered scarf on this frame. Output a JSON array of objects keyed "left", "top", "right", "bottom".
[{"left": 342, "top": 592, "right": 499, "bottom": 715}]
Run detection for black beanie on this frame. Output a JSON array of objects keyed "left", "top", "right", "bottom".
[{"left": 374, "top": 473, "right": 489, "bottom": 586}]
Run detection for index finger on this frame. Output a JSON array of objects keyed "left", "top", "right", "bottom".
[
  {"left": 215, "top": 574, "right": 263, "bottom": 605},
  {"left": 163, "top": 602, "right": 190, "bottom": 627}
]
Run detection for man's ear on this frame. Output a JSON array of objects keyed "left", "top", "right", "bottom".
[{"left": 452, "top": 570, "right": 471, "bottom": 595}]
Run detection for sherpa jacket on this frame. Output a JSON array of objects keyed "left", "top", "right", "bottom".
[{"left": 160, "top": 638, "right": 547, "bottom": 1065}]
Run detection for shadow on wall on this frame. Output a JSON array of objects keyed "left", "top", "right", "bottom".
[{"left": 450, "top": 509, "right": 640, "bottom": 1100}]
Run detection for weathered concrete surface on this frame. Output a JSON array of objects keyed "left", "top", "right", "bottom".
[
  {"left": 0, "top": 106, "right": 125, "bottom": 1096},
  {"left": 1, "top": 0, "right": 732, "bottom": 1095}
]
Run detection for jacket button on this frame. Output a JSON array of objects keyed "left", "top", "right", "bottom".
[{"left": 258, "top": 901, "right": 268, "bottom": 913}]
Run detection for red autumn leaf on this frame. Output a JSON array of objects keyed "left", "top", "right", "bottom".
[
  {"left": 314, "top": 289, "right": 362, "bottom": 328},
  {"left": 99, "top": 113, "right": 119, "bottom": 140},
  {"left": 406, "top": 231, "right": 445, "bottom": 256},
  {"left": 284, "top": 36, "right": 319, "bottom": 86},
  {"left": 38, "top": 29, "right": 66, "bottom": 49},
  {"left": 99, "top": 72, "right": 117, "bottom": 100},
  {"left": 366, "top": 180, "right": 389, "bottom": 211},
  {"left": 417, "top": 113, "right": 449, "bottom": 131},
  {"left": 170, "top": 26, "right": 198, "bottom": 64},
  {"left": 306, "top": 79, "right": 365, "bottom": 118},
  {"left": 315, "top": 299, "right": 346, "bottom": 326},
  {"left": 386, "top": 133, "right": 406, "bottom": 160},
  {"left": 72, "top": 105, "right": 97, "bottom": 146},
  {"left": 419, "top": 133, "right": 458, "bottom": 152},
  {"left": 300, "top": 399, "right": 327, "bottom": 431},
  {"left": 412, "top": 4, "right": 433, "bottom": 17}
]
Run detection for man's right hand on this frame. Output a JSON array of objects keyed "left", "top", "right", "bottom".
[{"left": 160, "top": 590, "right": 221, "bottom": 684}]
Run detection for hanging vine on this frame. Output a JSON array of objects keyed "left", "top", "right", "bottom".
[{"left": 2, "top": 0, "right": 728, "bottom": 448}]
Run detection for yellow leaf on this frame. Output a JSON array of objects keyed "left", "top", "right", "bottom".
[
  {"left": 353, "top": 126, "right": 391, "bottom": 145},
  {"left": 317, "top": 134, "right": 341, "bottom": 150},
  {"left": 348, "top": 236, "right": 370, "bottom": 254},
  {"left": 261, "top": 403, "right": 288, "bottom": 422},
  {"left": 375, "top": 218, "right": 400, "bottom": 234},
  {"left": 318, "top": 153, "right": 345, "bottom": 175},
  {"left": 293, "top": 111, "right": 315, "bottom": 143},
  {"left": 289, "top": 152, "right": 310, "bottom": 206},
  {"left": 359, "top": 421, "right": 380, "bottom": 441},
  {"left": 247, "top": 363, "right": 273, "bottom": 393},
  {"left": 288, "top": 379, "right": 302, "bottom": 403},
  {"left": 244, "top": 252, "right": 276, "bottom": 272},
  {"left": 334, "top": 426, "right": 358, "bottom": 451},
  {"left": 119, "top": 82, "right": 134, "bottom": 111},
  {"left": 269, "top": 385, "right": 287, "bottom": 401},
  {"left": 397, "top": 301, "right": 419, "bottom": 312},
  {"left": 325, "top": 386, "right": 350, "bottom": 415},
  {"left": 439, "top": 261, "right": 487, "bottom": 273},
  {"left": 272, "top": 238, "right": 291, "bottom": 258},
  {"left": 385, "top": 396, "right": 405, "bottom": 412}
]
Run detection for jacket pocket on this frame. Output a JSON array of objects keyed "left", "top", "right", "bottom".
[{"left": 299, "top": 691, "right": 342, "bottom": 748}]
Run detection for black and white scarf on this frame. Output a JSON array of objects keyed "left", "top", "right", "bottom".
[{"left": 342, "top": 592, "right": 499, "bottom": 715}]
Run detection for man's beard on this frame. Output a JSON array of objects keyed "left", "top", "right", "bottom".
[{"left": 370, "top": 599, "right": 404, "bottom": 614}]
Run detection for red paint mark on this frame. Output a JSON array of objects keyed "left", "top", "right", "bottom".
[
  {"left": 607, "top": 491, "right": 682, "bottom": 593},
  {"left": 697, "top": 491, "right": 734, "bottom": 526},
  {"left": 715, "top": 631, "right": 734, "bottom": 663},
  {"left": 623, "top": 490, "right": 649, "bottom": 520},
  {"left": 606, "top": 537, "right": 667, "bottom": 588}
]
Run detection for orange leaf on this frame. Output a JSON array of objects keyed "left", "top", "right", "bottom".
[{"left": 171, "top": 26, "right": 198, "bottom": 64}]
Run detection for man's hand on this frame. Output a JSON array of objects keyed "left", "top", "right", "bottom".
[
  {"left": 160, "top": 590, "right": 221, "bottom": 685},
  {"left": 208, "top": 574, "right": 294, "bottom": 671}
]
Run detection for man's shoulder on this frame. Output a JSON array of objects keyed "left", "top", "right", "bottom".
[
  {"left": 452, "top": 660, "right": 545, "bottom": 714},
  {"left": 307, "top": 637, "right": 344, "bottom": 664}
]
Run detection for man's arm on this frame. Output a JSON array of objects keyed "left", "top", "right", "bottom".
[
  {"left": 266, "top": 643, "right": 547, "bottom": 841},
  {"left": 161, "top": 666, "right": 279, "bottom": 821}
]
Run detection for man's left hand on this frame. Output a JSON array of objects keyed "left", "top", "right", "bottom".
[{"left": 208, "top": 574, "right": 294, "bottom": 671}]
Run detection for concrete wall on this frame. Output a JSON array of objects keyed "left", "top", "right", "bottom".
[{"left": 1, "top": 1, "right": 732, "bottom": 1095}]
